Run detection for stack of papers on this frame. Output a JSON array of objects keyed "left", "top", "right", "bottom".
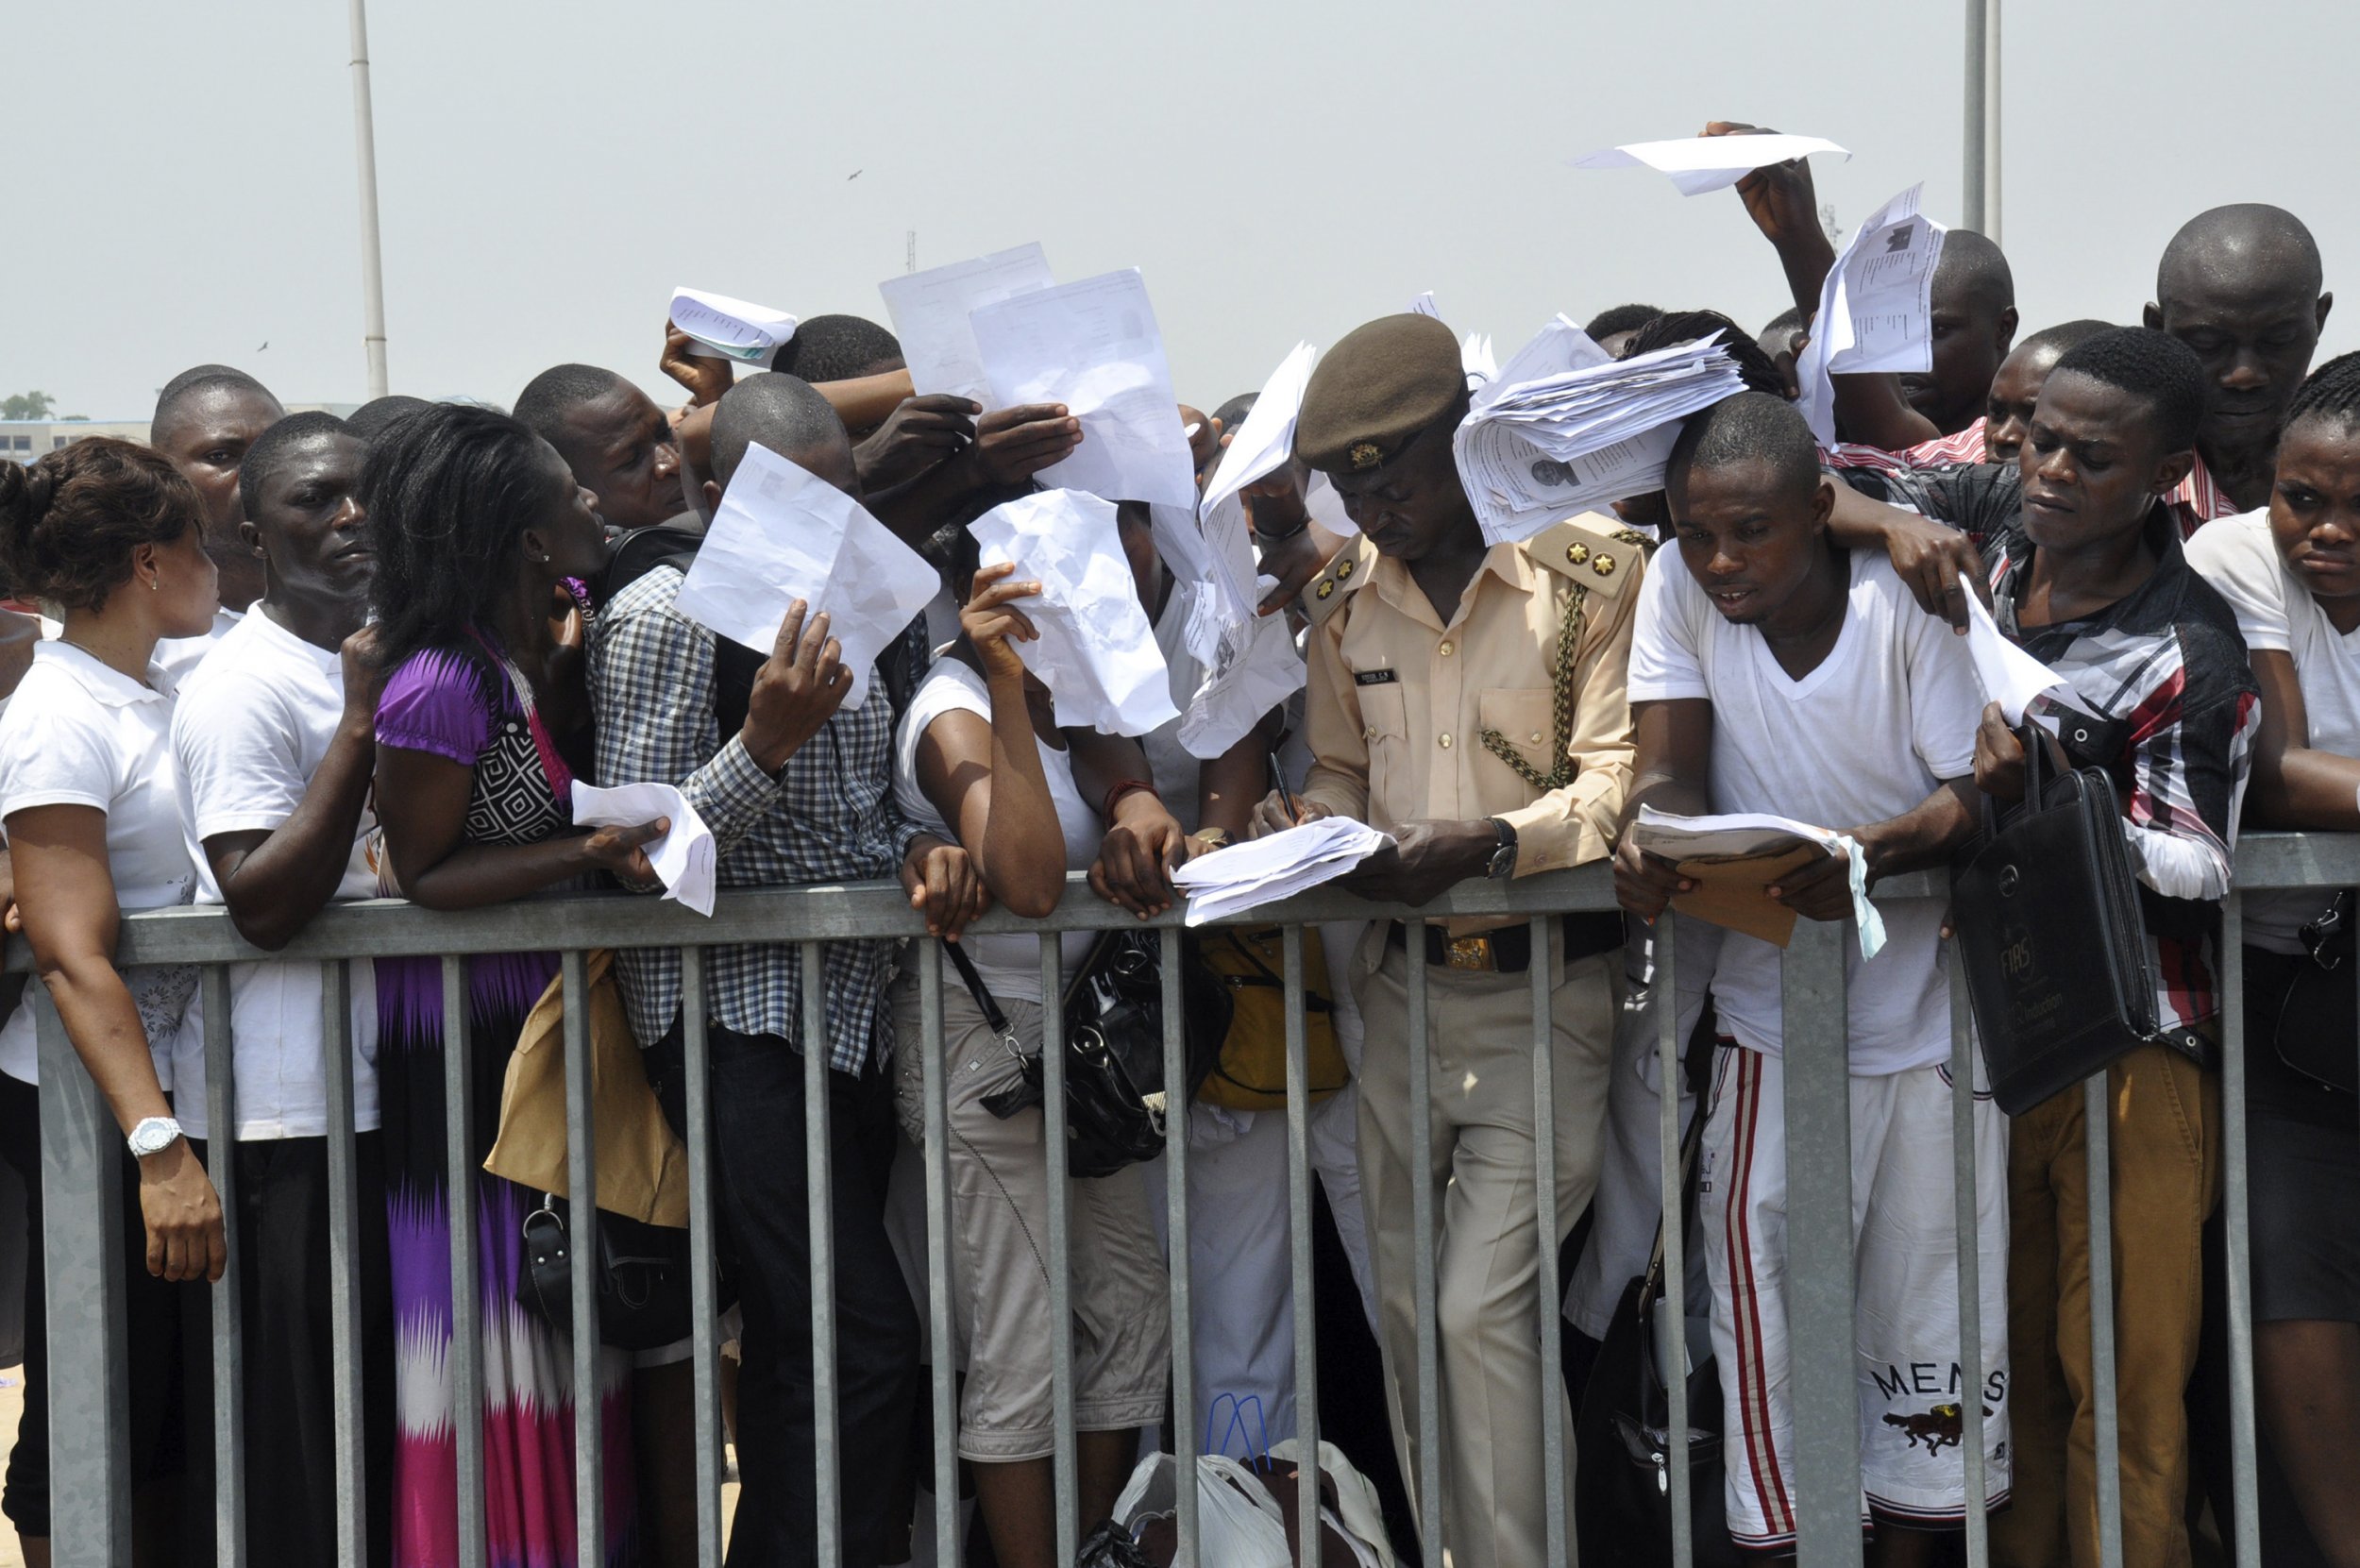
[
  {"left": 970, "top": 268, "right": 1198, "bottom": 510},
  {"left": 967, "top": 489, "right": 1180, "bottom": 737},
  {"left": 1172, "top": 817, "right": 1394, "bottom": 927},
  {"left": 877, "top": 243, "right": 1054, "bottom": 403},
  {"left": 1795, "top": 184, "right": 1947, "bottom": 446},
  {"left": 1567, "top": 133, "right": 1850, "bottom": 196},
  {"left": 669, "top": 287, "right": 799, "bottom": 368},
  {"left": 1453, "top": 324, "right": 1746, "bottom": 545},
  {"left": 671, "top": 443, "right": 939, "bottom": 709},
  {"left": 1629, "top": 806, "right": 1887, "bottom": 956},
  {"left": 571, "top": 783, "right": 718, "bottom": 918}
]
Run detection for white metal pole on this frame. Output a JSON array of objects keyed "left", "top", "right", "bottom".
[
  {"left": 347, "top": 0, "right": 390, "bottom": 399},
  {"left": 1983, "top": 0, "right": 2003, "bottom": 245},
  {"left": 1963, "top": 0, "right": 1987, "bottom": 233}
]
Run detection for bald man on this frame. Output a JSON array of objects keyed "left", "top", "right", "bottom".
[{"left": 2145, "top": 202, "right": 2334, "bottom": 519}]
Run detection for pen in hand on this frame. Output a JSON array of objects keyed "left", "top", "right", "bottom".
[{"left": 1272, "top": 752, "right": 1301, "bottom": 826}]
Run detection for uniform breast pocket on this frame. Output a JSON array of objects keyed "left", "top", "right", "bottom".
[
  {"left": 1476, "top": 687, "right": 1557, "bottom": 784},
  {"left": 1357, "top": 681, "right": 1409, "bottom": 801}
]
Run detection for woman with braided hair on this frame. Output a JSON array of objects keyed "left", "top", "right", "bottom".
[{"left": 2187, "top": 349, "right": 2360, "bottom": 1566}]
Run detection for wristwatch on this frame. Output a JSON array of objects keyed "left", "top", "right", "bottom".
[
  {"left": 126, "top": 1115, "right": 183, "bottom": 1159},
  {"left": 1485, "top": 818, "right": 1520, "bottom": 879}
]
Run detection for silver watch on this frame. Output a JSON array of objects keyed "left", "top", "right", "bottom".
[{"left": 126, "top": 1116, "right": 183, "bottom": 1158}]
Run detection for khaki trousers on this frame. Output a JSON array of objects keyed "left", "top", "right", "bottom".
[
  {"left": 1992, "top": 1043, "right": 2220, "bottom": 1568},
  {"left": 1353, "top": 932, "right": 1618, "bottom": 1568}
]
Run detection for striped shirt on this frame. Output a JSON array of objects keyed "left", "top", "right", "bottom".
[
  {"left": 588, "top": 565, "right": 926, "bottom": 1071},
  {"left": 1871, "top": 462, "right": 2261, "bottom": 1042}
]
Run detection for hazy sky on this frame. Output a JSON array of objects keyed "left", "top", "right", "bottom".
[{"left": 8, "top": 0, "right": 2352, "bottom": 420}]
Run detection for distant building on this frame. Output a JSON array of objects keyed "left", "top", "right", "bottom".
[
  {"left": 0, "top": 404, "right": 359, "bottom": 460},
  {"left": 0, "top": 418, "right": 151, "bottom": 455}
]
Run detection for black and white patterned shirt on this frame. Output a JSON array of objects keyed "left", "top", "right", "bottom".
[{"left": 589, "top": 565, "right": 926, "bottom": 1071}]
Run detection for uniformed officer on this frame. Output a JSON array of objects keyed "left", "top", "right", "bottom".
[{"left": 1251, "top": 312, "right": 1642, "bottom": 1568}]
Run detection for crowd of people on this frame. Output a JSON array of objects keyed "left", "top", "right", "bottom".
[{"left": 0, "top": 127, "right": 2354, "bottom": 1568}]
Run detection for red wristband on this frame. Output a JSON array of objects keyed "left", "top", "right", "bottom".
[{"left": 1102, "top": 778, "right": 1161, "bottom": 820}]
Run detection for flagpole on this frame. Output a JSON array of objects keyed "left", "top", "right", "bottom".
[{"left": 347, "top": 0, "right": 391, "bottom": 398}]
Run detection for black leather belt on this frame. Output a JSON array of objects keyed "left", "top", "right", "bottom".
[{"left": 1387, "top": 912, "right": 1624, "bottom": 974}]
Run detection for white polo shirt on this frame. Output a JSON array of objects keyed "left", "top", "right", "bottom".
[
  {"left": 155, "top": 606, "right": 243, "bottom": 689},
  {"left": 0, "top": 641, "right": 200, "bottom": 1096},
  {"left": 174, "top": 609, "right": 380, "bottom": 1139}
]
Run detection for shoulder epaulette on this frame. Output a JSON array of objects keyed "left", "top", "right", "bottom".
[
  {"left": 1528, "top": 511, "right": 1643, "bottom": 599},
  {"left": 1303, "top": 535, "right": 1377, "bottom": 628}
]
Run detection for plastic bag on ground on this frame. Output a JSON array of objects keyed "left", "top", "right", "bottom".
[{"left": 1109, "top": 1450, "right": 1290, "bottom": 1567}]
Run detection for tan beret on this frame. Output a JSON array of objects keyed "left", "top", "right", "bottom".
[{"left": 1295, "top": 313, "right": 1466, "bottom": 476}]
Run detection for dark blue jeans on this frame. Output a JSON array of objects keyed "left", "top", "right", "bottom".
[{"left": 649, "top": 1023, "right": 920, "bottom": 1568}]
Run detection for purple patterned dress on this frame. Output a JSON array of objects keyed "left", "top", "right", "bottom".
[{"left": 373, "top": 637, "right": 634, "bottom": 1568}]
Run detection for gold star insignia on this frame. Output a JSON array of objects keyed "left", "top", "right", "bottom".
[
  {"left": 1316, "top": 579, "right": 1336, "bottom": 599},
  {"left": 1592, "top": 553, "right": 1616, "bottom": 576},
  {"left": 1348, "top": 441, "right": 1383, "bottom": 471},
  {"left": 1566, "top": 543, "right": 1590, "bottom": 565},
  {"left": 1336, "top": 557, "right": 1355, "bottom": 579}
]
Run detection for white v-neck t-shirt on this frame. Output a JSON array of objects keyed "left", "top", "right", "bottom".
[
  {"left": 1628, "top": 547, "right": 1983, "bottom": 1074},
  {"left": 173, "top": 608, "right": 381, "bottom": 1138},
  {"left": 0, "top": 642, "right": 200, "bottom": 1093},
  {"left": 2185, "top": 509, "right": 2355, "bottom": 953}
]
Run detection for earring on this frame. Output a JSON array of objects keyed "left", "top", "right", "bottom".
[
  {"left": 541, "top": 553, "right": 552, "bottom": 565},
  {"left": 148, "top": 574, "right": 160, "bottom": 592}
]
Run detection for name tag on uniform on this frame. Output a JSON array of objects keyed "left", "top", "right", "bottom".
[{"left": 1354, "top": 668, "right": 1398, "bottom": 687}]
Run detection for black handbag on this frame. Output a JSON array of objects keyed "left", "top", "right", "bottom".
[
  {"left": 519, "top": 1193, "right": 696, "bottom": 1352},
  {"left": 1574, "top": 1079, "right": 1736, "bottom": 1567},
  {"left": 1950, "top": 723, "right": 2162, "bottom": 1115},
  {"left": 947, "top": 930, "right": 1232, "bottom": 1179},
  {"left": 2271, "top": 890, "right": 2359, "bottom": 1095}
]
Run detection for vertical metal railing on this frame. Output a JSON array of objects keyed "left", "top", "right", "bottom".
[
  {"left": 1157, "top": 925, "right": 1198, "bottom": 1566},
  {"left": 2085, "top": 1070, "right": 2125, "bottom": 1568},
  {"left": 201, "top": 964, "right": 247, "bottom": 1566},
  {"left": 800, "top": 940, "right": 841, "bottom": 1563},
  {"left": 1038, "top": 938, "right": 1079, "bottom": 1566},
  {"left": 559, "top": 947, "right": 604, "bottom": 1565},
  {"left": 1402, "top": 925, "right": 1445, "bottom": 1557},
  {"left": 1282, "top": 923, "right": 1323, "bottom": 1568},
  {"left": 442, "top": 953, "right": 488, "bottom": 1568},
  {"left": 1530, "top": 917, "right": 1570, "bottom": 1563},
  {"left": 1654, "top": 918, "right": 1695, "bottom": 1566},
  {"left": 680, "top": 948, "right": 726, "bottom": 1568},
  {"left": 322, "top": 959, "right": 368, "bottom": 1568},
  {"left": 1781, "top": 916, "right": 1864, "bottom": 1563},
  {"left": 1947, "top": 946, "right": 1992, "bottom": 1568},
  {"left": 2217, "top": 897, "right": 2264, "bottom": 1565}
]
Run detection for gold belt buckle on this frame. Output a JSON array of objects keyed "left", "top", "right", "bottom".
[{"left": 1444, "top": 935, "right": 1496, "bottom": 971}]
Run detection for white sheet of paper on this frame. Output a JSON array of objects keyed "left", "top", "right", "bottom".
[
  {"left": 1795, "top": 184, "right": 1947, "bottom": 444},
  {"left": 1461, "top": 331, "right": 1499, "bottom": 383},
  {"left": 669, "top": 287, "right": 799, "bottom": 368},
  {"left": 1633, "top": 806, "right": 1887, "bottom": 957},
  {"left": 877, "top": 243, "right": 1054, "bottom": 403},
  {"left": 671, "top": 443, "right": 938, "bottom": 709},
  {"left": 967, "top": 490, "right": 1180, "bottom": 736},
  {"left": 1200, "top": 343, "right": 1319, "bottom": 623},
  {"left": 1964, "top": 590, "right": 2070, "bottom": 731},
  {"left": 970, "top": 268, "right": 1198, "bottom": 510},
  {"left": 1172, "top": 815, "right": 1393, "bottom": 925},
  {"left": 1566, "top": 134, "right": 1850, "bottom": 196},
  {"left": 1179, "top": 606, "right": 1306, "bottom": 761},
  {"left": 571, "top": 782, "right": 717, "bottom": 918}
]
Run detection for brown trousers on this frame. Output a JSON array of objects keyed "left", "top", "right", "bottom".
[{"left": 1992, "top": 1044, "right": 2220, "bottom": 1568}]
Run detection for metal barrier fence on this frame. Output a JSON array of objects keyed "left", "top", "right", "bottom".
[{"left": 8, "top": 830, "right": 2349, "bottom": 1567}]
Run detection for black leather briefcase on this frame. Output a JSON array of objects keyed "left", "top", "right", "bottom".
[{"left": 1951, "top": 726, "right": 2160, "bottom": 1115}]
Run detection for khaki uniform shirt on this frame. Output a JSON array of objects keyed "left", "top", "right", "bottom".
[{"left": 1297, "top": 513, "right": 1645, "bottom": 931}]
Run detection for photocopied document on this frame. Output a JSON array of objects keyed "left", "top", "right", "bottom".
[
  {"left": 967, "top": 489, "right": 1181, "bottom": 736},
  {"left": 671, "top": 442, "right": 938, "bottom": 709},
  {"left": 570, "top": 782, "right": 717, "bottom": 918},
  {"left": 1567, "top": 133, "right": 1851, "bottom": 196},
  {"left": 1629, "top": 806, "right": 1887, "bottom": 957},
  {"left": 1795, "top": 184, "right": 1948, "bottom": 445},
  {"left": 1172, "top": 816, "right": 1394, "bottom": 926},
  {"left": 877, "top": 242, "right": 1054, "bottom": 403},
  {"left": 970, "top": 268, "right": 1199, "bottom": 510},
  {"left": 669, "top": 287, "right": 800, "bottom": 368},
  {"left": 1452, "top": 324, "right": 1745, "bottom": 544}
]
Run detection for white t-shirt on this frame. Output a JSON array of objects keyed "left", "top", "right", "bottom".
[
  {"left": 894, "top": 660, "right": 1100, "bottom": 1002},
  {"left": 155, "top": 606, "right": 243, "bottom": 689},
  {"left": 0, "top": 642, "right": 200, "bottom": 1096},
  {"left": 1628, "top": 547, "right": 1982, "bottom": 1074},
  {"left": 1141, "top": 586, "right": 1207, "bottom": 827},
  {"left": 2185, "top": 509, "right": 2352, "bottom": 953},
  {"left": 173, "top": 608, "right": 380, "bottom": 1138}
]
